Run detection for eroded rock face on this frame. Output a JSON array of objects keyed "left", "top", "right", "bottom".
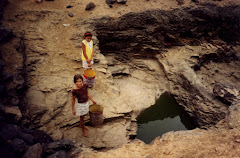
[{"left": 93, "top": 5, "right": 240, "bottom": 60}]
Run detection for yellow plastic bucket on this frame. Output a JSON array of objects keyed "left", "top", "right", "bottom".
[
  {"left": 83, "top": 69, "right": 96, "bottom": 88},
  {"left": 89, "top": 104, "right": 104, "bottom": 126}
]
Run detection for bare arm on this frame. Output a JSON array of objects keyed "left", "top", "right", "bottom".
[
  {"left": 72, "top": 95, "right": 76, "bottom": 115},
  {"left": 82, "top": 42, "right": 89, "bottom": 61},
  {"left": 87, "top": 89, "right": 96, "bottom": 104},
  {"left": 90, "top": 49, "right": 94, "bottom": 61}
]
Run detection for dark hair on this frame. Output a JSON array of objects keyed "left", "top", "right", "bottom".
[
  {"left": 83, "top": 32, "right": 92, "bottom": 38},
  {"left": 74, "top": 74, "right": 83, "bottom": 83}
]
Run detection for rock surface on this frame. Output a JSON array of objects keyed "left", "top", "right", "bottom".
[
  {"left": 85, "top": 2, "right": 96, "bottom": 11},
  {"left": 0, "top": 0, "right": 240, "bottom": 157},
  {"left": 80, "top": 128, "right": 240, "bottom": 158},
  {"left": 5, "top": 106, "right": 22, "bottom": 122},
  {"left": 23, "top": 143, "right": 42, "bottom": 158}
]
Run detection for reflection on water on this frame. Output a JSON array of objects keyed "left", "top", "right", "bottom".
[{"left": 136, "top": 92, "right": 196, "bottom": 144}]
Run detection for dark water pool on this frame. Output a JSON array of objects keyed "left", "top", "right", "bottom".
[{"left": 136, "top": 92, "right": 196, "bottom": 144}]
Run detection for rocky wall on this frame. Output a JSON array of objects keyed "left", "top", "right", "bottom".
[{"left": 92, "top": 5, "right": 240, "bottom": 60}]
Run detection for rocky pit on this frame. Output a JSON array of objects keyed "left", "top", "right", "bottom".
[{"left": 1, "top": 0, "right": 240, "bottom": 157}]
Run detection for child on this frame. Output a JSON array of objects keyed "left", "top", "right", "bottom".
[
  {"left": 72, "top": 74, "right": 96, "bottom": 137},
  {"left": 82, "top": 32, "right": 95, "bottom": 68}
]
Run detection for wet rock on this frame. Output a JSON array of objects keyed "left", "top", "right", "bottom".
[
  {"left": 85, "top": 2, "right": 96, "bottom": 11},
  {"left": 117, "top": 0, "right": 127, "bottom": 4},
  {"left": 68, "top": 12, "right": 74, "bottom": 17},
  {"left": 44, "top": 140, "right": 74, "bottom": 155},
  {"left": 213, "top": 83, "right": 240, "bottom": 106},
  {"left": 5, "top": 106, "right": 22, "bottom": 122},
  {"left": 66, "top": 5, "right": 73, "bottom": 8},
  {"left": 23, "top": 143, "right": 42, "bottom": 158},
  {"left": 47, "top": 150, "right": 66, "bottom": 158}
]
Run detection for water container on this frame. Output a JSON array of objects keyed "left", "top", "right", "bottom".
[
  {"left": 83, "top": 69, "right": 96, "bottom": 88},
  {"left": 89, "top": 104, "right": 104, "bottom": 126}
]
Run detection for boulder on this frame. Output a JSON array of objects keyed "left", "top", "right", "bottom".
[
  {"left": 51, "top": 129, "right": 63, "bottom": 140},
  {"left": 85, "top": 2, "right": 96, "bottom": 11},
  {"left": 117, "top": 0, "right": 127, "bottom": 4},
  {"left": 5, "top": 106, "right": 22, "bottom": 122},
  {"left": 31, "top": 130, "right": 53, "bottom": 144},
  {"left": 10, "top": 138, "right": 28, "bottom": 153},
  {"left": 106, "top": 0, "right": 116, "bottom": 7},
  {"left": 0, "top": 122, "right": 19, "bottom": 141},
  {"left": 19, "top": 132, "right": 34, "bottom": 145},
  {"left": 68, "top": 12, "right": 74, "bottom": 17},
  {"left": 213, "top": 83, "right": 240, "bottom": 106},
  {"left": 23, "top": 143, "right": 42, "bottom": 158},
  {"left": 44, "top": 140, "right": 74, "bottom": 155},
  {"left": 47, "top": 150, "right": 66, "bottom": 158},
  {"left": 228, "top": 103, "right": 240, "bottom": 128},
  {"left": 106, "top": 0, "right": 116, "bottom": 5},
  {"left": 66, "top": 5, "right": 73, "bottom": 8}
]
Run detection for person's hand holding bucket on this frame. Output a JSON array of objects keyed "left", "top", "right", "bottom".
[{"left": 87, "top": 59, "right": 92, "bottom": 68}]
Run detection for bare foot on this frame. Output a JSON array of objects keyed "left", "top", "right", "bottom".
[
  {"left": 84, "top": 126, "right": 89, "bottom": 130},
  {"left": 82, "top": 129, "right": 88, "bottom": 137}
]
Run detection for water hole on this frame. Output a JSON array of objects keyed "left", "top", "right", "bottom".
[{"left": 136, "top": 92, "right": 197, "bottom": 144}]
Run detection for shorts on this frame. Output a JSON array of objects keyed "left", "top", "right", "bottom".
[
  {"left": 82, "top": 60, "right": 94, "bottom": 69},
  {"left": 75, "top": 101, "right": 90, "bottom": 116}
]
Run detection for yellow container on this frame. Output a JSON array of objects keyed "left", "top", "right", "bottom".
[
  {"left": 89, "top": 104, "right": 104, "bottom": 126},
  {"left": 84, "top": 69, "right": 96, "bottom": 78},
  {"left": 83, "top": 69, "right": 96, "bottom": 88}
]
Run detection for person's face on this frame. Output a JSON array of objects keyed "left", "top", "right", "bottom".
[
  {"left": 75, "top": 78, "right": 83, "bottom": 88},
  {"left": 85, "top": 36, "right": 92, "bottom": 42}
]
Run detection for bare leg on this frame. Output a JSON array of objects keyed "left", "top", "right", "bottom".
[{"left": 80, "top": 116, "right": 88, "bottom": 137}]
